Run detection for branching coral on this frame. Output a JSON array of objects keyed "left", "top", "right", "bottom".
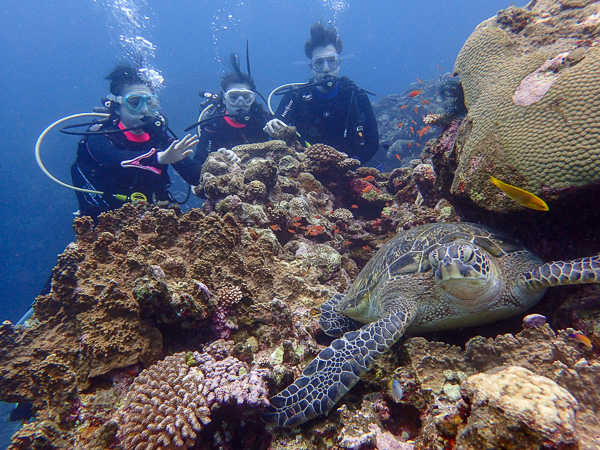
[{"left": 117, "top": 351, "right": 269, "bottom": 449}]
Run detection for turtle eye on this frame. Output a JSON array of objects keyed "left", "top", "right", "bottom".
[
  {"left": 461, "top": 246, "right": 474, "bottom": 263},
  {"left": 429, "top": 250, "right": 440, "bottom": 267}
]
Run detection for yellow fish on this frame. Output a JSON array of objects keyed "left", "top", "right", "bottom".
[
  {"left": 489, "top": 176, "right": 549, "bottom": 211},
  {"left": 388, "top": 378, "right": 403, "bottom": 403}
]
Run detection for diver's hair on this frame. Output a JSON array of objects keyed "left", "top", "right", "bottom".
[
  {"left": 220, "top": 53, "right": 256, "bottom": 92},
  {"left": 304, "top": 22, "right": 343, "bottom": 58},
  {"left": 106, "top": 63, "right": 152, "bottom": 96}
]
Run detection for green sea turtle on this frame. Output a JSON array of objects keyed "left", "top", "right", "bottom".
[{"left": 262, "top": 222, "right": 600, "bottom": 427}]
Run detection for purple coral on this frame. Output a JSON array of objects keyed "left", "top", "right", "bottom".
[{"left": 116, "top": 351, "right": 269, "bottom": 450}]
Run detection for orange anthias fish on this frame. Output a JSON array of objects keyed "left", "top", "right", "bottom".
[
  {"left": 489, "top": 176, "right": 549, "bottom": 211},
  {"left": 569, "top": 332, "right": 593, "bottom": 349},
  {"left": 438, "top": 64, "right": 442, "bottom": 71},
  {"left": 421, "top": 98, "right": 430, "bottom": 105},
  {"left": 362, "top": 184, "right": 374, "bottom": 194},
  {"left": 363, "top": 175, "right": 375, "bottom": 182},
  {"left": 408, "top": 90, "right": 422, "bottom": 98},
  {"left": 418, "top": 125, "right": 431, "bottom": 137},
  {"left": 351, "top": 204, "right": 358, "bottom": 209},
  {"left": 408, "top": 142, "right": 412, "bottom": 147},
  {"left": 306, "top": 225, "right": 325, "bottom": 236},
  {"left": 269, "top": 224, "right": 280, "bottom": 231},
  {"left": 395, "top": 153, "right": 401, "bottom": 161},
  {"left": 397, "top": 122, "right": 403, "bottom": 129},
  {"left": 409, "top": 126, "right": 414, "bottom": 134},
  {"left": 417, "top": 76, "right": 422, "bottom": 84},
  {"left": 414, "top": 106, "right": 419, "bottom": 114},
  {"left": 400, "top": 104, "right": 409, "bottom": 110}
]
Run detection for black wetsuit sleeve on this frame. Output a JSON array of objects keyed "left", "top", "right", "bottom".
[
  {"left": 274, "top": 92, "right": 297, "bottom": 125},
  {"left": 193, "top": 126, "right": 217, "bottom": 168},
  {"left": 357, "top": 91, "right": 379, "bottom": 164},
  {"left": 172, "top": 157, "right": 202, "bottom": 185}
]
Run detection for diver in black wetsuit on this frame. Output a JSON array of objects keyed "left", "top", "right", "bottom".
[
  {"left": 193, "top": 54, "right": 270, "bottom": 168},
  {"left": 264, "top": 22, "right": 379, "bottom": 164},
  {"left": 71, "top": 64, "right": 201, "bottom": 219}
]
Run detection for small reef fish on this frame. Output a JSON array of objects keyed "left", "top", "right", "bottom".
[
  {"left": 569, "top": 333, "right": 593, "bottom": 349},
  {"left": 421, "top": 98, "right": 430, "bottom": 105},
  {"left": 363, "top": 245, "right": 371, "bottom": 251},
  {"left": 292, "top": 222, "right": 302, "bottom": 227},
  {"left": 418, "top": 125, "right": 431, "bottom": 137},
  {"left": 395, "top": 153, "right": 401, "bottom": 161},
  {"left": 362, "top": 185, "right": 374, "bottom": 194},
  {"left": 287, "top": 229, "right": 296, "bottom": 233},
  {"left": 388, "top": 378, "right": 403, "bottom": 403},
  {"left": 306, "top": 225, "right": 325, "bottom": 236},
  {"left": 414, "top": 106, "right": 419, "bottom": 114},
  {"left": 438, "top": 64, "right": 442, "bottom": 71},
  {"left": 411, "top": 119, "right": 417, "bottom": 125},
  {"left": 292, "top": 216, "right": 301, "bottom": 222},
  {"left": 408, "top": 142, "right": 412, "bottom": 147},
  {"left": 409, "top": 126, "right": 414, "bottom": 134},
  {"left": 416, "top": 143, "right": 421, "bottom": 147},
  {"left": 351, "top": 204, "right": 358, "bottom": 209},
  {"left": 363, "top": 175, "right": 375, "bottom": 182},
  {"left": 417, "top": 76, "right": 422, "bottom": 84},
  {"left": 489, "top": 176, "right": 549, "bottom": 211},
  {"left": 400, "top": 104, "right": 409, "bottom": 110},
  {"left": 343, "top": 241, "right": 352, "bottom": 246},
  {"left": 269, "top": 224, "right": 280, "bottom": 231},
  {"left": 397, "top": 123, "right": 403, "bottom": 128},
  {"left": 408, "top": 90, "right": 422, "bottom": 98}
]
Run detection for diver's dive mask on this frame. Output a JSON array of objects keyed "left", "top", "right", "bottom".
[
  {"left": 107, "top": 93, "right": 161, "bottom": 113},
  {"left": 310, "top": 53, "right": 341, "bottom": 73},
  {"left": 223, "top": 89, "right": 256, "bottom": 107}
]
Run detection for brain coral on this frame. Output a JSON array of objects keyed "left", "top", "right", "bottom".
[
  {"left": 452, "top": 0, "right": 600, "bottom": 211},
  {"left": 117, "top": 351, "right": 268, "bottom": 449}
]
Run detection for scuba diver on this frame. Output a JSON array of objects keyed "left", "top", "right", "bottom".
[
  {"left": 191, "top": 53, "right": 271, "bottom": 168},
  {"left": 264, "top": 21, "right": 379, "bottom": 164},
  {"left": 71, "top": 63, "right": 201, "bottom": 219}
]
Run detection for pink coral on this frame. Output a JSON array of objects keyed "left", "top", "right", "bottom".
[{"left": 512, "top": 52, "right": 569, "bottom": 106}]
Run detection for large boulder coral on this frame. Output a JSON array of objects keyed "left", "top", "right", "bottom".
[{"left": 448, "top": 0, "right": 600, "bottom": 212}]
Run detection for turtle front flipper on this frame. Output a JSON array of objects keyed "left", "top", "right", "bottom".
[
  {"left": 519, "top": 255, "right": 600, "bottom": 291},
  {"left": 319, "top": 293, "right": 361, "bottom": 337},
  {"left": 262, "top": 306, "right": 417, "bottom": 427}
]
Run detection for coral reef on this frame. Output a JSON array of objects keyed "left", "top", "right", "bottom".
[
  {"left": 117, "top": 351, "right": 269, "bottom": 449},
  {"left": 2, "top": 2, "right": 600, "bottom": 447},
  {"left": 446, "top": 0, "right": 600, "bottom": 212},
  {"left": 459, "top": 366, "right": 578, "bottom": 449}
]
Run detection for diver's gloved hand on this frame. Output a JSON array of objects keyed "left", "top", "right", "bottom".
[
  {"left": 263, "top": 119, "right": 287, "bottom": 137},
  {"left": 216, "top": 148, "right": 241, "bottom": 164},
  {"left": 157, "top": 134, "right": 199, "bottom": 165}
]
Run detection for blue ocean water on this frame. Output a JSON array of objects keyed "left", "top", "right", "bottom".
[{"left": 0, "top": 0, "right": 524, "bottom": 326}]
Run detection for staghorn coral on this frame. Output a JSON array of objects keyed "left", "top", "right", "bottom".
[
  {"left": 117, "top": 351, "right": 269, "bottom": 449},
  {"left": 450, "top": 0, "right": 600, "bottom": 211}
]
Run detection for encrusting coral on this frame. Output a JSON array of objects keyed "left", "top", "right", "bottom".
[{"left": 117, "top": 351, "right": 269, "bottom": 450}]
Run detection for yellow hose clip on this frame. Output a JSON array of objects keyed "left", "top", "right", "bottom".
[{"left": 130, "top": 192, "right": 147, "bottom": 203}]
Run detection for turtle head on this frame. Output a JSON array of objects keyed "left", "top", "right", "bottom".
[{"left": 429, "top": 242, "right": 502, "bottom": 310}]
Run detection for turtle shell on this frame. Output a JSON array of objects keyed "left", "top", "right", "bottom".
[{"left": 337, "top": 222, "right": 526, "bottom": 316}]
